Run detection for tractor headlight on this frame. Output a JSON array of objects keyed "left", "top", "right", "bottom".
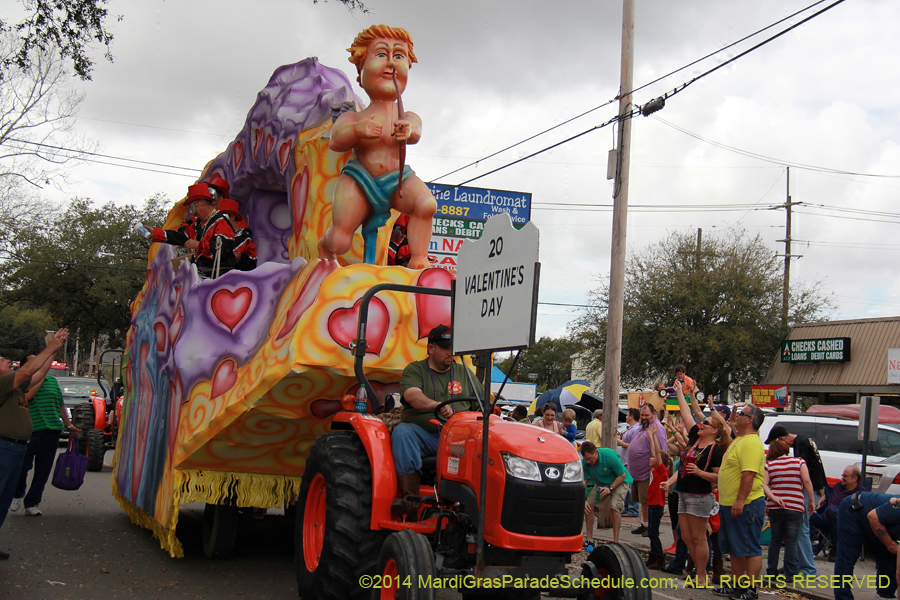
[
  {"left": 562, "top": 460, "right": 583, "bottom": 483},
  {"left": 501, "top": 452, "right": 541, "bottom": 481}
]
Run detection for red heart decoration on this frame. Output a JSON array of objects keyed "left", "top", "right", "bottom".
[
  {"left": 310, "top": 399, "right": 343, "bottom": 420},
  {"left": 415, "top": 269, "right": 453, "bottom": 339},
  {"left": 253, "top": 129, "right": 262, "bottom": 162},
  {"left": 276, "top": 260, "right": 337, "bottom": 340},
  {"left": 327, "top": 297, "right": 389, "bottom": 355},
  {"left": 211, "top": 358, "right": 238, "bottom": 398},
  {"left": 265, "top": 133, "right": 275, "bottom": 161},
  {"left": 169, "top": 307, "right": 184, "bottom": 346},
  {"left": 291, "top": 167, "right": 309, "bottom": 229},
  {"left": 232, "top": 142, "right": 243, "bottom": 168},
  {"left": 211, "top": 287, "right": 253, "bottom": 332},
  {"left": 279, "top": 140, "right": 293, "bottom": 172},
  {"left": 153, "top": 322, "right": 166, "bottom": 353}
]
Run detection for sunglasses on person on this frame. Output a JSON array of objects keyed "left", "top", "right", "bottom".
[
  {"left": 736, "top": 410, "right": 751, "bottom": 418},
  {"left": 699, "top": 419, "right": 713, "bottom": 427}
]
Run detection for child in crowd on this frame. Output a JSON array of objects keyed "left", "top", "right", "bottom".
[
  {"left": 646, "top": 417, "right": 671, "bottom": 569},
  {"left": 673, "top": 364, "right": 695, "bottom": 392},
  {"left": 562, "top": 409, "right": 577, "bottom": 443}
]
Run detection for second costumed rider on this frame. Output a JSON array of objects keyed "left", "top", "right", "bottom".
[{"left": 391, "top": 325, "right": 483, "bottom": 520}]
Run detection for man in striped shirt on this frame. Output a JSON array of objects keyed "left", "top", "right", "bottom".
[{"left": 10, "top": 354, "right": 77, "bottom": 517}]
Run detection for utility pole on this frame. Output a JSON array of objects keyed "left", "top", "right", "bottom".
[
  {"left": 602, "top": 0, "right": 634, "bottom": 450},
  {"left": 779, "top": 167, "right": 801, "bottom": 326},
  {"left": 696, "top": 228, "right": 702, "bottom": 268}
]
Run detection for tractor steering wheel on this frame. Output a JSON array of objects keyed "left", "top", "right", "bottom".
[{"left": 433, "top": 397, "right": 482, "bottom": 424}]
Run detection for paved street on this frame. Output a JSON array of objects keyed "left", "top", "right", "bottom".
[
  {"left": 1, "top": 449, "right": 297, "bottom": 599},
  {"left": 2, "top": 449, "right": 889, "bottom": 600}
]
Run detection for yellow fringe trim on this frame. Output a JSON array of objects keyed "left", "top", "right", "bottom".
[
  {"left": 111, "top": 473, "right": 185, "bottom": 558},
  {"left": 174, "top": 468, "right": 304, "bottom": 508},
  {"left": 110, "top": 468, "right": 303, "bottom": 558}
]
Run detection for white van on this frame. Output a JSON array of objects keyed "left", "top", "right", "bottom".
[{"left": 757, "top": 413, "right": 900, "bottom": 487}]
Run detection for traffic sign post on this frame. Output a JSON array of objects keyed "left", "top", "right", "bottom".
[
  {"left": 452, "top": 211, "right": 540, "bottom": 580},
  {"left": 860, "top": 396, "right": 880, "bottom": 489}
]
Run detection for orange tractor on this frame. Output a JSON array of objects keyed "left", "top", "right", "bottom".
[{"left": 293, "top": 284, "right": 649, "bottom": 600}]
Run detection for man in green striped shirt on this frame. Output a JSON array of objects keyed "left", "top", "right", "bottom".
[{"left": 10, "top": 355, "right": 77, "bottom": 517}]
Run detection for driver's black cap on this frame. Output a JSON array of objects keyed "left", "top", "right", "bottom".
[{"left": 428, "top": 324, "right": 452, "bottom": 348}]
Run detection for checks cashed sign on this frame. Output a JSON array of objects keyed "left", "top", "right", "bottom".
[{"left": 452, "top": 213, "right": 539, "bottom": 355}]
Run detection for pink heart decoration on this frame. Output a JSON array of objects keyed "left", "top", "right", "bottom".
[
  {"left": 211, "top": 358, "right": 238, "bottom": 398},
  {"left": 327, "top": 297, "right": 389, "bottom": 355},
  {"left": 265, "top": 133, "right": 275, "bottom": 161},
  {"left": 232, "top": 142, "right": 243, "bottom": 168},
  {"left": 291, "top": 167, "right": 309, "bottom": 229},
  {"left": 169, "top": 307, "right": 183, "bottom": 346},
  {"left": 153, "top": 322, "right": 166, "bottom": 353},
  {"left": 279, "top": 140, "right": 293, "bottom": 171},
  {"left": 415, "top": 268, "right": 453, "bottom": 339},
  {"left": 211, "top": 287, "right": 253, "bottom": 332},
  {"left": 310, "top": 399, "right": 343, "bottom": 420}
]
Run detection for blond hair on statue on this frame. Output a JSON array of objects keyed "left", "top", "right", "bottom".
[{"left": 347, "top": 25, "right": 417, "bottom": 84}]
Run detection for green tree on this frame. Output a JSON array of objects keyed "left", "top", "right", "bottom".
[
  {"left": 495, "top": 336, "right": 582, "bottom": 392},
  {"left": 0, "top": 194, "right": 168, "bottom": 346},
  {"left": 0, "top": 302, "right": 54, "bottom": 358},
  {"left": 569, "top": 230, "right": 832, "bottom": 398}
]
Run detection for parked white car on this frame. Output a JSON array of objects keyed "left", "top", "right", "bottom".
[{"left": 757, "top": 413, "right": 900, "bottom": 488}]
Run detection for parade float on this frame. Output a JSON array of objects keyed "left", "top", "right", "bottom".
[{"left": 114, "top": 25, "right": 647, "bottom": 600}]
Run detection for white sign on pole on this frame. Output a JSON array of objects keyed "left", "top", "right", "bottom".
[
  {"left": 859, "top": 396, "right": 880, "bottom": 441},
  {"left": 453, "top": 213, "right": 539, "bottom": 355},
  {"left": 888, "top": 349, "right": 900, "bottom": 384}
]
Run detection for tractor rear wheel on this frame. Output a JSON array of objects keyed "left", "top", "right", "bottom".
[
  {"left": 202, "top": 502, "right": 240, "bottom": 559},
  {"left": 577, "top": 542, "right": 651, "bottom": 600},
  {"left": 295, "top": 432, "right": 385, "bottom": 600},
  {"left": 86, "top": 429, "right": 106, "bottom": 471},
  {"left": 375, "top": 529, "right": 435, "bottom": 600}
]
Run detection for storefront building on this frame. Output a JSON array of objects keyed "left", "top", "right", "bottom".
[{"left": 750, "top": 316, "right": 900, "bottom": 409}]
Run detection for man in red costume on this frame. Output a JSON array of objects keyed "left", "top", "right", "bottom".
[{"left": 145, "top": 183, "right": 237, "bottom": 279}]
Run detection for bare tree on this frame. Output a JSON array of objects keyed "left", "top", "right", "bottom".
[{"left": 0, "top": 33, "right": 93, "bottom": 190}]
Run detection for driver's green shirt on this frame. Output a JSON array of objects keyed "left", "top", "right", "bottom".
[{"left": 399, "top": 359, "right": 483, "bottom": 433}]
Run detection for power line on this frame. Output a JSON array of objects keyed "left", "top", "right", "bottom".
[
  {"left": 428, "top": 0, "right": 834, "bottom": 184},
  {"left": 653, "top": 117, "right": 900, "bottom": 178},
  {"left": 78, "top": 116, "right": 232, "bottom": 138},
  {"left": 9, "top": 138, "right": 202, "bottom": 175},
  {"left": 437, "top": 0, "right": 847, "bottom": 192}
]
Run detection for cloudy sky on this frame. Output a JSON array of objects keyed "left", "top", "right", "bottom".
[{"left": 23, "top": 0, "right": 900, "bottom": 338}]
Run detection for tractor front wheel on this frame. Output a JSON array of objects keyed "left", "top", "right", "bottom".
[
  {"left": 374, "top": 529, "right": 435, "bottom": 600},
  {"left": 577, "top": 542, "right": 651, "bottom": 600},
  {"left": 86, "top": 429, "right": 106, "bottom": 471},
  {"left": 295, "top": 432, "right": 385, "bottom": 600}
]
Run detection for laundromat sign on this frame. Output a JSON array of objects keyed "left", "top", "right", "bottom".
[{"left": 780, "top": 337, "right": 851, "bottom": 363}]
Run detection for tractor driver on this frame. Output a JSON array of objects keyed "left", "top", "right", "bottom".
[{"left": 391, "top": 324, "right": 482, "bottom": 519}]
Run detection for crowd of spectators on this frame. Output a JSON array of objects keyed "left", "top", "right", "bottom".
[
  {"left": 572, "top": 364, "right": 900, "bottom": 600},
  {"left": 499, "top": 363, "right": 899, "bottom": 600}
]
